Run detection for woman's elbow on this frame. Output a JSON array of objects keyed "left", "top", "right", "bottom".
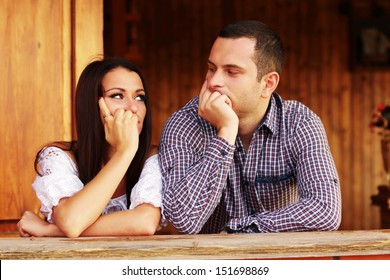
[
  {"left": 132, "top": 205, "right": 161, "bottom": 236},
  {"left": 137, "top": 222, "right": 158, "bottom": 236},
  {"left": 52, "top": 202, "right": 87, "bottom": 238},
  {"left": 57, "top": 219, "right": 84, "bottom": 238},
  {"left": 54, "top": 213, "right": 85, "bottom": 238},
  {"left": 63, "top": 229, "right": 82, "bottom": 238}
]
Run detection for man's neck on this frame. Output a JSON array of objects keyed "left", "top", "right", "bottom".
[
  {"left": 238, "top": 117, "right": 261, "bottom": 152},
  {"left": 238, "top": 101, "right": 270, "bottom": 152}
]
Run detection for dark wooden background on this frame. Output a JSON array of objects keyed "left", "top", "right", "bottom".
[{"left": 104, "top": 0, "right": 390, "bottom": 230}]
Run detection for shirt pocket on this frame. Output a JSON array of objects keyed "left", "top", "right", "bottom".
[{"left": 254, "top": 172, "right": 297, "bottom": 211}]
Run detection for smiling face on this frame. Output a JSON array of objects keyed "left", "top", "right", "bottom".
[{"left": 101, "top": 67, "right": 147, "bottom": 134}]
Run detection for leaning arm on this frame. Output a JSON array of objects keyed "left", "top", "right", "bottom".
[
  {"left": 160, "top": 113, "right": 235, "bottom": 234},
  {"left": 81, "top": 203, "right": 160, "bottom": 236},
  {"left": 18, "top": 203, "right": 160, "bottom": 237},
  {"left": 227, "top": 117, "right": 341, "bottom": 233}
]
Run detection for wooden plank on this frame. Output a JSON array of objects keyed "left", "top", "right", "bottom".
[
  {"left": 0, "top": 0, "right": 69, "bottom": 220},
  {"left": 1, "top": 230, "right": 389, "bottom": 260},
  {"left": 3, "top": 0, "right": 390, "bottom": 235},
  {"left": 74, "top": 0, "right": 104, "bottom": 81}
]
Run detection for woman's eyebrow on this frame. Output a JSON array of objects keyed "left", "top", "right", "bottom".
[
  {"left": 104, "top": 87, "right": 125, "bottom": 93},
  {"left": 104, "top": 88, "right": 145, "bottom": 94}
]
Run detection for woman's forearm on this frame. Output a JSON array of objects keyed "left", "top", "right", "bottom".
[
  {"left": 80, "top": 204, "right": 161, "bottom": 236},
  {"left": 53, "top": 150, "right": 136, "bottom": 237}
]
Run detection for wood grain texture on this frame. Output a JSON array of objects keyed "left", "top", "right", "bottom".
[
  {"left": 2, "top": 0, "right": 390, "bottom": 233},
  {"left": 114, "top": 0, "right": 390, "bottom": 230},
  {"left": 1, "top": 230, "right": 389, "bottom": 260},
  {"left": 0, "top": 0, "right": 69, "bottom": 220},
  {"left": 0, "top": 0, "right": 103, "bottom": 223}
]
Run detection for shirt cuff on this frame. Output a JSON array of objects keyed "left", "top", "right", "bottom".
[
  {"left": 205, "top": 136, "right": 235, "bottom": 164},
  {"left": 227, "top": 213, "right": 274, "bottom": 233}
]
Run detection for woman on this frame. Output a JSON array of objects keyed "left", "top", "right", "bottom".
[{"left": 17, "top": 57, "right": 167, "bottom": 237}]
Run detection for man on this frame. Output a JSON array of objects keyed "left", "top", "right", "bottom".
[{"left": 159, "top": 20, "right": 341, "bottom": 234}]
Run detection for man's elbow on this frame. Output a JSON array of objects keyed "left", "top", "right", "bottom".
[
  {"left": 316, "top": 205, "right": 342, "bottom": 231},
  {"left": 326, "top": 213, "right": 341, "bottom": 231},
  {"left": 163, "top": 204, "right": 204, "bottom": 234},
  {"left": 167, "top": 217, "right": 202, "bottom": 234}
]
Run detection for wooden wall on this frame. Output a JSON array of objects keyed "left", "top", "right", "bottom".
[
  {"left": 0, "top": 0, "right": 103, "bottom": 232},
  {"left": 1, "top": 0, "right": 389, "bottom": 233},
  {"left": 105, "top": 0, "right": 390, "bottom": 230}
]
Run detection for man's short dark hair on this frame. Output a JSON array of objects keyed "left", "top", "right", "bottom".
[{"left": 219, "top": 20, "right": 284, "bottom": 80}]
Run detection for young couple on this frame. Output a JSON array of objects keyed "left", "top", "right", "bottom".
[{"left": 18, "top": 20, "right": 341, "bottom": 237}]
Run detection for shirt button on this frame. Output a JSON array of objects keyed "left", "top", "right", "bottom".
[
  {"left": 236, "top": 147, "right": 243, "bottom": 152},
  {"left": 220, "top": 150, "right": 227, "bottom": 156},
  {"left": 244, "top": 181, "right": 249, "bottom": 186}
]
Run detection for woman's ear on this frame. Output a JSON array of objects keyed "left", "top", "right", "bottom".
[{"left": 261, "top": 71, "right": 280, "bottom": 98}]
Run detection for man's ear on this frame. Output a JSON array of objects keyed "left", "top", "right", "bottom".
[{"left": 261, "top": 71, "right": 279, "bottom": 98}]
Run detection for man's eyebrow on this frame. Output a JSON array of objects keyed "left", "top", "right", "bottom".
[
  {"left": 224, "top": 64, "right": 244, "bottom": 70},
  {"left": 207, "top": 60, "right": 244, "bottom": 70}
]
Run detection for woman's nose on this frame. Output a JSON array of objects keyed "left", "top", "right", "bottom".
[{"left": 124, "top": 98, "right": 138, "bottom": 113}]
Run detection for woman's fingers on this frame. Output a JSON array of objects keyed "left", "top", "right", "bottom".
[
  {"left": 98, "top": 97, "right": 111, "bottom": 118},
  {"left": 17, "top": 211, "right": 32, "bottom": 237}
]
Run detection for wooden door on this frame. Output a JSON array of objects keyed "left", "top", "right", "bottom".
[{"left": 0, "top": 0, "right": 103, "bottom": 233}]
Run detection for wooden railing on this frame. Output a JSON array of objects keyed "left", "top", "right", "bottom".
[{"left": 1, "top": 230, "right": 390, "bottom": 260}]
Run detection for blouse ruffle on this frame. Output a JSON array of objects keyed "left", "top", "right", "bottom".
[{"left": 32, "top": 147, "right": 163, "bottom": 225}]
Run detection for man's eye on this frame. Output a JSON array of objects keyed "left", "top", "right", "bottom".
[
  {"left": 227, "top": 70, "right": 238, "bottom": 75},
  {"left": 208, "top": 67, "right": 216, "bottom": 73}
]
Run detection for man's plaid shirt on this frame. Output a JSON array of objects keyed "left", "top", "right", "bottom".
[{"left": 159, "top": 93, "right": 341, "bottom": 234}]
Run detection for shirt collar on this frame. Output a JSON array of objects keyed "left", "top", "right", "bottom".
[{"left": 256, "top": 92, "right": 282, "bottom": 135}]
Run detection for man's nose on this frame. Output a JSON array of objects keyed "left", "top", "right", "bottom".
[{"left": 207, "top": 70, "right": 223, "bottom": 89}]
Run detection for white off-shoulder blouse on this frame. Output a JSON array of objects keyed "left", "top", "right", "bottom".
[{"left": 32, "top": 146, "right": 163, "bottom": 223}]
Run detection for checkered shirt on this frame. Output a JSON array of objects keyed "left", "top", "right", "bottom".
[{"left": 159, "top": 93, "right": 341, "bottom": 234}]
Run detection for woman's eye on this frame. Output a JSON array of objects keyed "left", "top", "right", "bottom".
[
  {"left": 110, "top": 93, "right": 123, "bottom": 99},
  {"left": 135, "top": 94, "right": 146, "bottom": 101}
]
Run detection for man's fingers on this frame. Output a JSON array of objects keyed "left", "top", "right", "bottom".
[
  {"left": 222, "top": 94, "right": 233, "bottom": 108},
  {"left": 199, "top": 80, "right": 210, "bottom": 108},
  {"left": 199, "top": 80, "right": 207, "bottom": 97}
]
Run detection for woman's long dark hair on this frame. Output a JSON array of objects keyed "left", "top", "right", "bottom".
[{"left": 35, "top": 57, "right": 152, "bottom": 207}]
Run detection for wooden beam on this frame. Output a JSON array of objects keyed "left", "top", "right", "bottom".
[{"left": 1, "top": 230, "right": 390, "bottom": 260}]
